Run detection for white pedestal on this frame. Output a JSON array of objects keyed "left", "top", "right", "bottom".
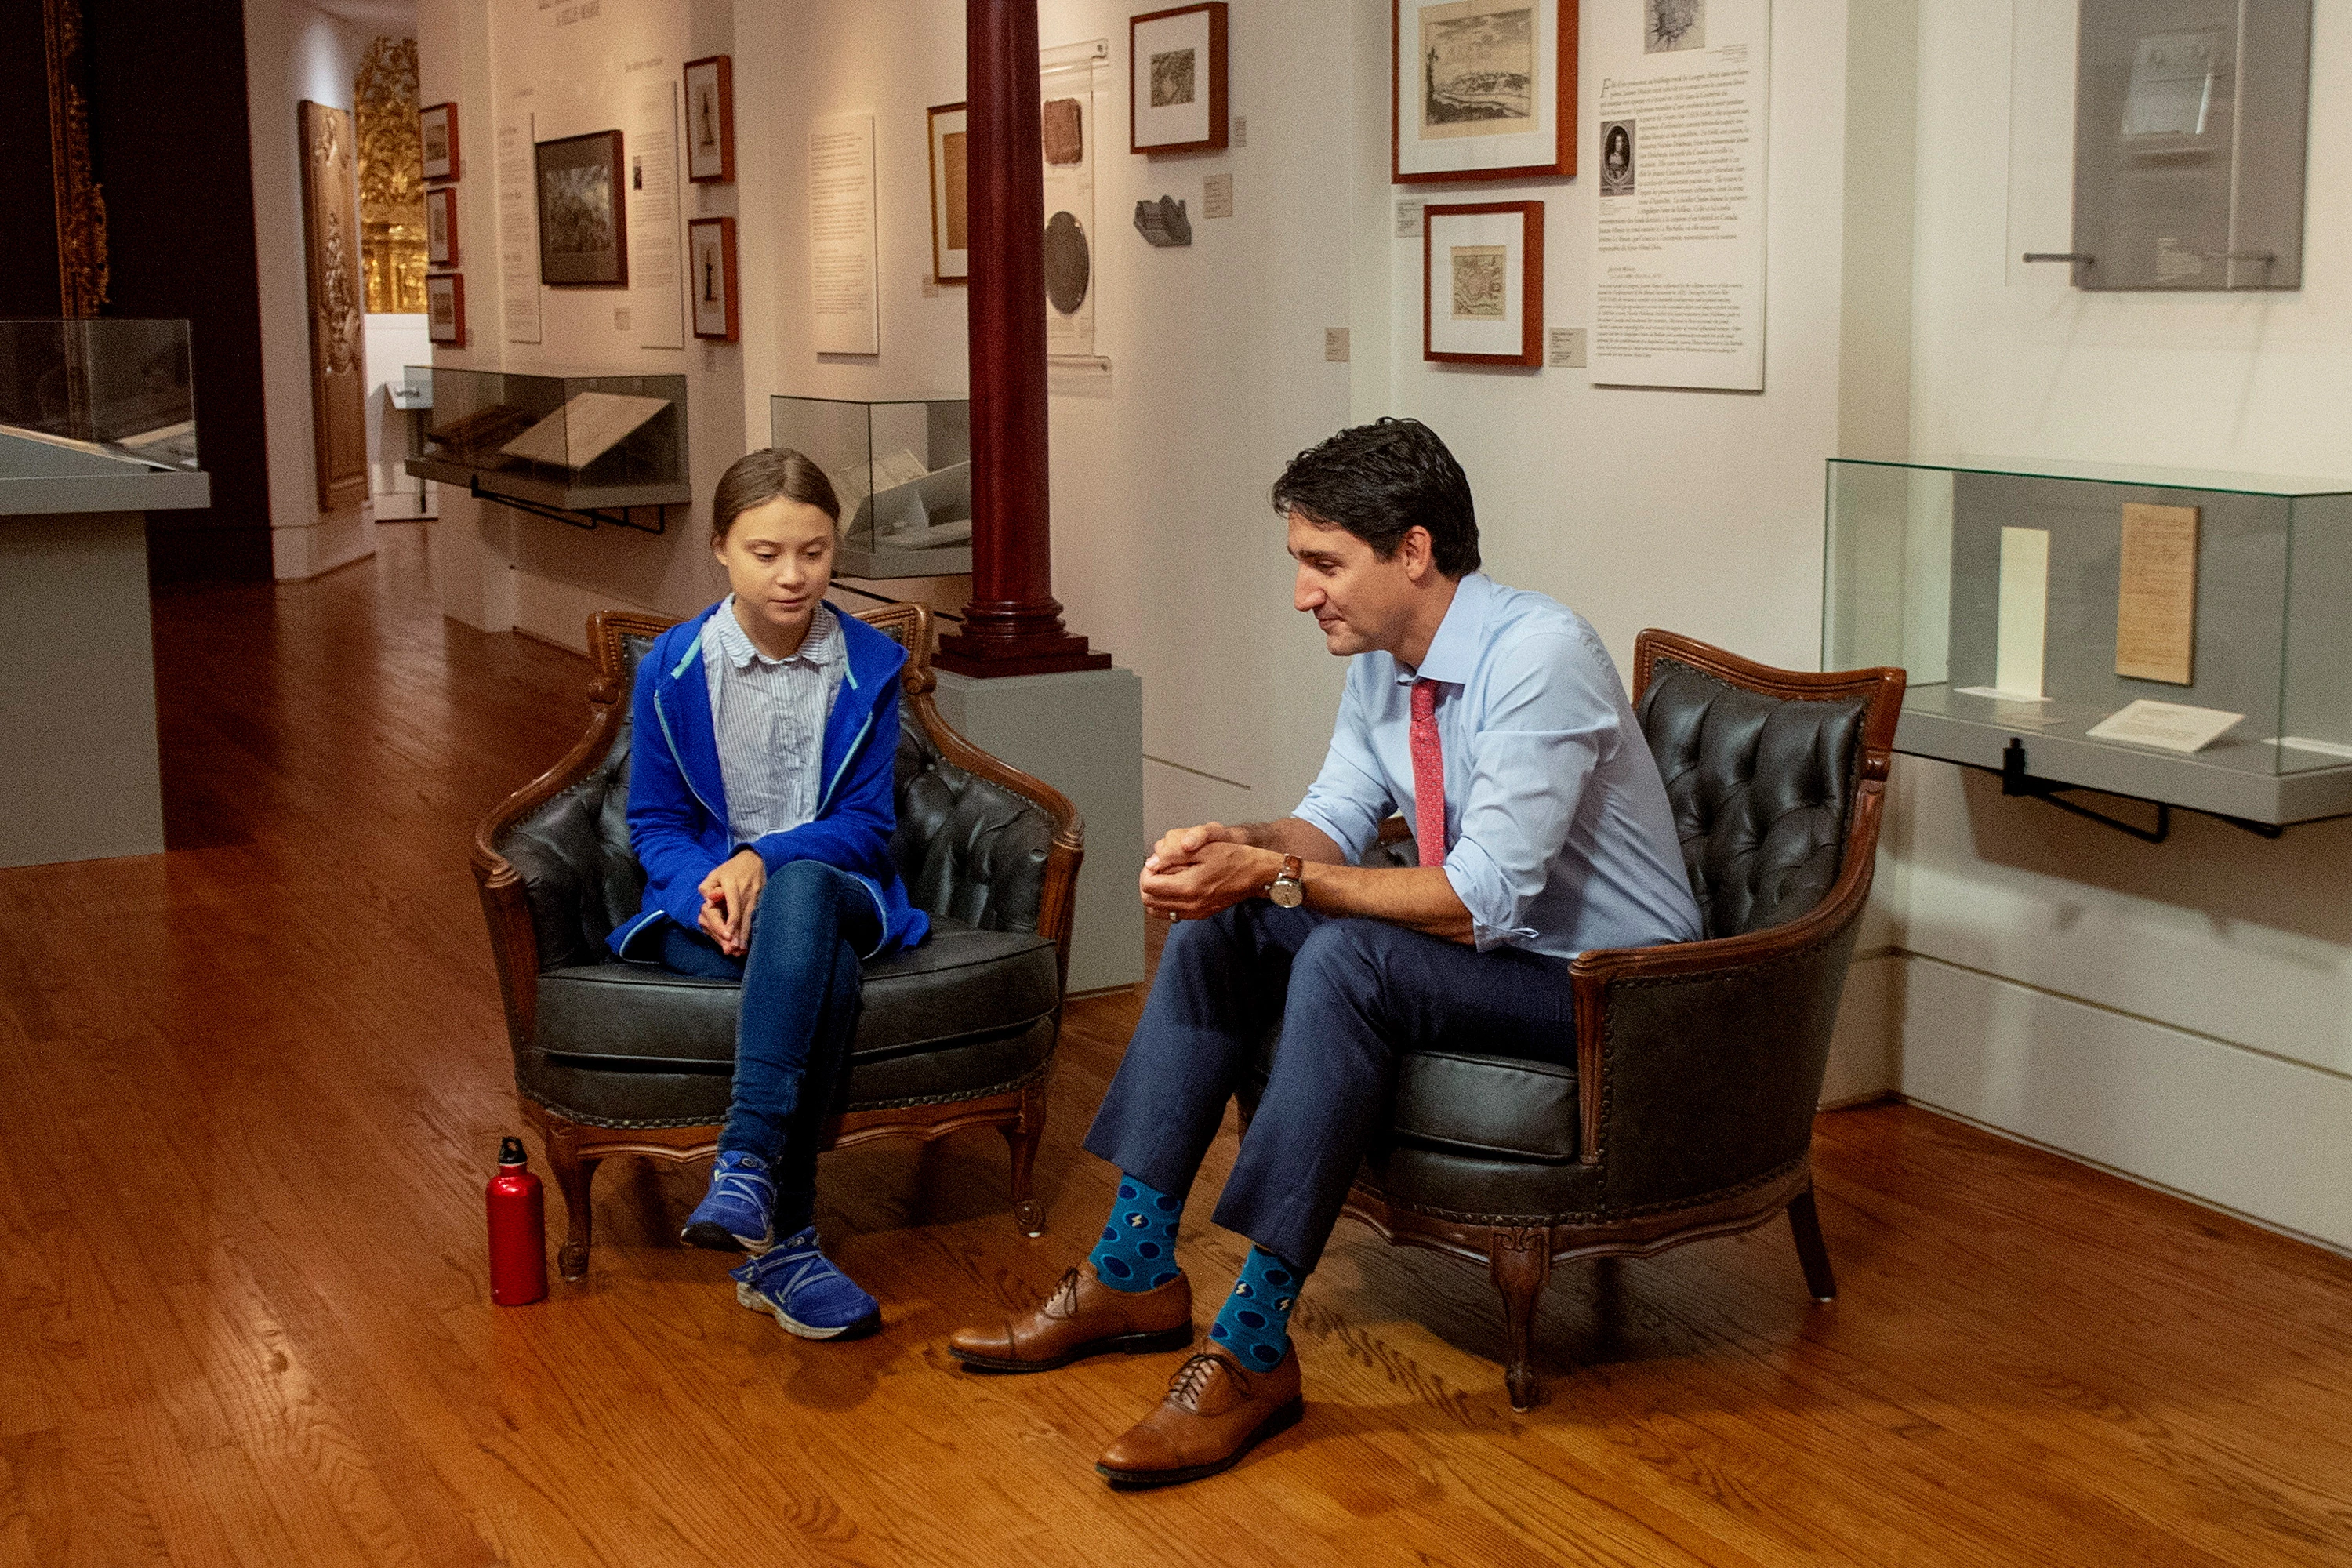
[
  {"left": 933, "top": 666, "right": 1145, "bottom": 993},
  {"left": 0, "top": 510, "right": 168, "bottom": 866}
]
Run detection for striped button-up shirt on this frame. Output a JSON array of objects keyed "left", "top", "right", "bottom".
[{"left": 702, "top": 597, "right": 844, "bottom": 847}]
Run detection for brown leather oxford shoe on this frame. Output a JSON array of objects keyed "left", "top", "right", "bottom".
[
  {"left": 1094, "top": 1345, "right": 1303, "bottom": 1488},
  {"left": 949, "top": 1267, "right": 1193, "bottom": 1373}
]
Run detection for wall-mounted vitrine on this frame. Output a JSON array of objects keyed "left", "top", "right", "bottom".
[
  {"left": 1824, "top": 456, "right": 2352, "bottom": 826},
  {"left": 770, "top": 394, "right": 971, "bottom": 578},
  {"left": 405, "top": 366, "right": 688, "bottom": 520},
  {"left": 2010, "top": 0, "right": 2313, "bottom": 291}
]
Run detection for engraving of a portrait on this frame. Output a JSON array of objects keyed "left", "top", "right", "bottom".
[
  {"left": 1646, "top": 0, "right": 1704, "bottom": 53},
  {"left": 1450, "top": 244, "right": 1507, "bottom": 320},
  {"left": 1150, "top": 47, "right": 1197, "bottom": 108},
  {"left": 1420, "top": 2, "right": 1534, "bottom": 141}
]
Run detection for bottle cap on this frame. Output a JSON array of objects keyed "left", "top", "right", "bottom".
[{"left": 498, "top": 1136, "right": 528, "bottom": 1167}]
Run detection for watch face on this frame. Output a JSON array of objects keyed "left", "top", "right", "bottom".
[{"left": 1269, "top": 879, "right": 1304, "bottom": 908}]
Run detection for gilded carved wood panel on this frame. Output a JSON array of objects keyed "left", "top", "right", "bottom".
[{"left": 299, "top": 101, "right": 372, "bottom": 514}]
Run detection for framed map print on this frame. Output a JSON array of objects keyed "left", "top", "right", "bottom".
[
  {"left": 1392, "top": 0, "right": 1576, "bottom": 183},
  {"left": 1423, "top": 199, "right": 1542, "bottom": 364}
]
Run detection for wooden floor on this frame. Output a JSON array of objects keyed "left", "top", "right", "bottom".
[{"left": 5, "top": 527, "right": 2351, "bottom": 1566}]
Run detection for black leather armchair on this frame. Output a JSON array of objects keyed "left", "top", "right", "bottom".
[
  {"left": 472, "top": 603, "right": 1083, "bottom": 1280},
  {"left": 1241, "top": 630, "right": 1904, "bottom": 1410}
]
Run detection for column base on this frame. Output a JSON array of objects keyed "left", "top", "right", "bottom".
[{"left": 935, "top": 633, "right": 1112, "bottom": 678}]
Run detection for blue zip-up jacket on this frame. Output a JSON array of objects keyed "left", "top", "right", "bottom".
[{"left": 607, "top": 603, "right": 930, "bottom": 961}]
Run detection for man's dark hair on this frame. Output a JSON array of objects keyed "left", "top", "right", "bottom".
[
  {"left": 713, "top": 446, "right": 841, "bottom": 539},
  {"left": 1269, "top": 418, "right": 1480, "bottom": 576}
]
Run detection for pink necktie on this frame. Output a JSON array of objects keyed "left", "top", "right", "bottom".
[{"left": 1409, "top": 678, "right": 1446, "bottom": 868}]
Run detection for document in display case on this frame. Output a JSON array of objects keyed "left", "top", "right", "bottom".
[
  {"left": 404, "top": 366, "right": 689, "bottom": 516},
  {"left": 769, "top": 394, "right": 971, "bottom": 578},
  {"left": 1824, "top": 456, "right": 2352, "bottom": 826}
]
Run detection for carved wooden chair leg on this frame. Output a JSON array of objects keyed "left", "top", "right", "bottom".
[
  {"left": 1489, "top": 1227, "right": 1555, "bottom": 1413},
  {"left": 539, "top": 1119, "right": 601, "bottom": 1283},
  {"left": 1004, "top": 1076, "right": 1048, "bottom": 1237},
  {"left": 1787, "top": 1182, "right": 1838, "bottom": 1302}
]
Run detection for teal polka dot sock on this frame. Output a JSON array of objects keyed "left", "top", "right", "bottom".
[
  {"left": 1087, "top": 1171, "right": 1185, "bottom": 1293},
  {"left": 1208, "top": 1246, "right": 1303, "bottom": 1370}
]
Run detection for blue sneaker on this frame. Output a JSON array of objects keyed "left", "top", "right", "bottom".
[
  {"left": 729, "top": 1227, "right": 880, "bottom": 1341},
  {"left": 681, "top": 1151, "right": 775, "bottom": 1254}
]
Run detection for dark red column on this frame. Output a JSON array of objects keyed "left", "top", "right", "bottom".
[{"left": 935, "top": 0, "right": 1110, "bottom": 678}]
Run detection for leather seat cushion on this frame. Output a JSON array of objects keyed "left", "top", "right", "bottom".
[
  {"left": 532, "top": 917, "right": 1058, "bottom": 1071},
  {"left": 1242, "top": 1026, "right": 1580, "bottom": 1163}
]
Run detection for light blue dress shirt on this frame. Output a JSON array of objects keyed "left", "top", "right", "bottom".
[
  {"left": 1293, "top": 572, "right": 1702, "bottom": 960},
  {"left": 702, "top": 597, "right": 844, "bottom": 847}
]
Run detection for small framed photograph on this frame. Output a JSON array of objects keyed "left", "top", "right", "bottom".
[
  {"left": 927, "top": 101, "right": 969, "bottom": 285},
  {"left": 420, "top": 101, "right": 459, "bottom": 183},
  {"left": 535, "top": 129, "right": 628, "bottom": 287},
  {"left": 425, "top": 186, "right": 458, "bottom": 267},
  {"left": 1422, "top": 200, "right": 1543, "bottom": 365},
  {"left": 688, "top": 217, "right": 739, "bottom": 340},
  {"left": 1130, "top": 3, "right": 1228, "bottom": 154},
  {"left": 1392, "top": 0, "right": 1577, "bottom": 184},
  {"left": 425, "top": 272, "right": 466, "bottom": 346},
  {"left": 684, "top": 56, "right": 735, "bottom": 183}
]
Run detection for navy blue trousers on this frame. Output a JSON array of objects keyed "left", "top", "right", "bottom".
[
  {"left": 658, "top": 859, "right": 880, "bottom": 1234},
  {"left": 1082, "top": 902, "right": 1579, "bottom": 1272}
]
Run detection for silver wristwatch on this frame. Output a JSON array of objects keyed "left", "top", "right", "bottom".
[{"left": 1267, "top": 854, "right": 1305, "bottom": 909}]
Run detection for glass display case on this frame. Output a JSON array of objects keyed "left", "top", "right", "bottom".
[
  {"left": 770, "top": 394, "right": 971, "bottom": 577},
  {"left": 0, "top": 318, "right": 199, "bottom": 472},
  {"left": 1824, "top": 457, "right": 2352, "bottom": 826},
  {"left": 405, "top": 365, "right": 689, "bottom": 515}
]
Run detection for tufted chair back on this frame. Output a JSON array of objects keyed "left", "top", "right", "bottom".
[
  {"left": 1635, "top": 656, "right": 1864, "bottom": 942},
  {"left": 494, "top": 615, "right": 1054, "bottom": 974}
]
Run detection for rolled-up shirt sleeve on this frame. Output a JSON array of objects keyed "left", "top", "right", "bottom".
[
  {"left": 1443, "top": 633, "right": 1612, "bottom": 951},
  {"left": 1293, "top": 671, "right": 1395, "bottom": 865}
]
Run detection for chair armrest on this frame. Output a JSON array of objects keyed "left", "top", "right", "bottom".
[
  {"left": 1566, "top": 789, "right": 1883, "bottom": 1208},
  {"left": 470, "top": 687, "right": 630, "bottom": 1051}
]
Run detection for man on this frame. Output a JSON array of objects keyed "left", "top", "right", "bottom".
[{"left": 949, "top": 419, "right": 1702, "bottom": 1485}]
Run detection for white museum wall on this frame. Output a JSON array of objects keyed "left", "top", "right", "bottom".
[
  {"left": 1878, "top": 0, "right": 2352, "bottom": 1250},
  {"left": 363, "top": 314, "right": 432, "bottom": 519},
  {"left": 245, "top": 0, "right": 383, "bottom": 581},
  {"left": 420, "top": 0, "right": 739, "bottom": 647}
]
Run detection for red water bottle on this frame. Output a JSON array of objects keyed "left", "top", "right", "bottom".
[{"left": 486, "top": 1136, "right": 548, "bottom": 1305}]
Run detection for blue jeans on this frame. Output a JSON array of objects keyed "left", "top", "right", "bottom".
[
  {"left": 657, "top": 859, "right": 881, "bottom": 1235},
  {"left": 1083, "top": 902, "right": 1578, "bottom": 1272}
]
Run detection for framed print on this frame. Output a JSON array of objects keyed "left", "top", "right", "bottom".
[
  {"left": 535, "top": 129, "right": 628, "bottom": 286},
  {"left": 1392, "top": 0, "right": 1576, "bottom": 184},
  {"left": 424, "top": 272, "right": 466, "bottom": 346},
  {"left": 688, "top": 217, "right": 739, "bottom": 340},
  {"left": 425, "top": 186, "right": 458, "bottom": 267},
  {"left": 1422, "top": 200, "right": 1542, "bottom": 365},
  {"left": 419, "top": 101, "right": 459, "bottom": 183},
  {"left": 684, "top": 55, "right": 735, "bottom": 183},
  {"left": 927, "top": 101, "right": 969, "bottom": 284},
  {"left": 1130, "top": 3, "right": 1228, "bottom": 154}
]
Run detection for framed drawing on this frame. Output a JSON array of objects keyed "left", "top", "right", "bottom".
[
  {"left": 1422, "top": 200, "right": 1542, "bottom": 365},
  {"left": 425, "top": 185, "right": 458, "bottom": 267},
  {"left": 1130, "top": 3, "right": 1228, "bottom": 154},
  {"left": 1392, "top": 0, "right": 1576, "bottom": 184},
  {"left": 927, "top": 102, "right": 969, "bottom": 284},
  {"left": 535, "top": 129, "right": 628, "bottom": 286},
  {"left": 425, "top": 272, "right": 466, "bottom": 346},
  {"left": 420, "top": 101, "right": 459, "bottom": 183},
  {"left": 688, "top": 217, "right": 739, "bottom": 340},
  {"left": 684, "top": 56, "right": 735, "bottom": 183}
]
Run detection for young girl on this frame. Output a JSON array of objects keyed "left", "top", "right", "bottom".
[{"left": 605, "top": 447, "right": 928, "bottom": 1340}]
